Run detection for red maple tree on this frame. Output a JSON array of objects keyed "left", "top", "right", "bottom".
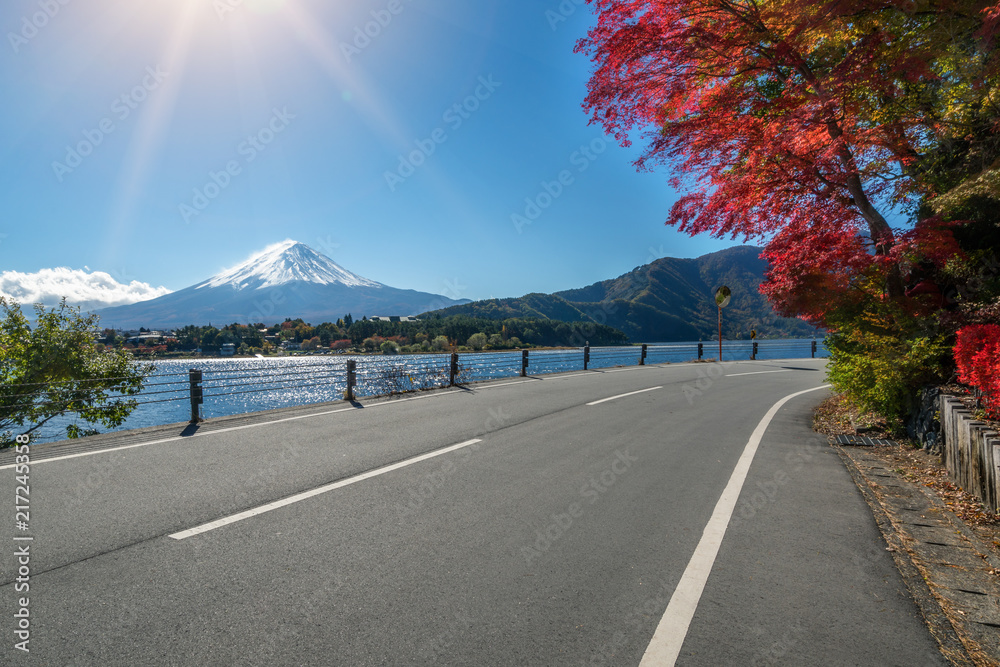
[{"left": 577, "top": 0, "right": 998, "bottom": 326}]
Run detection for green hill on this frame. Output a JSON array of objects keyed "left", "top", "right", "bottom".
[{"left": 421, "top": 246, "right": 821, "bottom": 341}]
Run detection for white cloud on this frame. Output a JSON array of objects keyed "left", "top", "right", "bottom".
[{"left": 0, "top": 268, "right": 172, "bottom": 311}]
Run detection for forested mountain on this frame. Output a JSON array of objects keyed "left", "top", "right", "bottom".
[{"left": 422, "top": 246, "right": 822, "bottom": 341}]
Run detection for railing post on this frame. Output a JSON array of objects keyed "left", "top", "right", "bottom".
[
  {"left": 752, "top": 341, "right": 758, "bottom": 360},
  {"left": 521, "top": 349, "right": 528, "bottom": 377},
  {"left": 640, "top": 344, "right": 647, "bottom": 366},
  {"left": 450, "top": 352, "right": 459, "bottom": 386},
  {"left": 811, "top": 340, "right": 817, "bottom": 358},
  {"left": 346, "top": 359, "right": 356, "bottom": 401},
  {"left": 188, "top": 369, "right": 203, "bottom": 423},
  {"left": 698, "top": 342, "right": 703, "bottom": 360},
  {"left": 583, "top": 345, "right": 590, "bottom": 371}
]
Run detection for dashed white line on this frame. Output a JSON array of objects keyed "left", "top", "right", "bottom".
[
  {"left": 725, "top": 369, "right": 793, "bottom": 377},
  {"left": 586, "top": 386, "right": 662, "bottom": 406},
  {"left": 169, "top": 438, "right": 483, "bottom": 540}
]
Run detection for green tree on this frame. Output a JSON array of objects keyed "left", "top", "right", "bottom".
[
  {"left": 1, "top": 298, "right": 152, "bottom": 446},
  {"left": 467, "top": 333, "right": 487, "bottom": 350}
]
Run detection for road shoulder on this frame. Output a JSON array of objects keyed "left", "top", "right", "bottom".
[{"left": 838, "top": 443, "right": 1000, "bottom": 666}]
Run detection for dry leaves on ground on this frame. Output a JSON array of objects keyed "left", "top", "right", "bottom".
[{"left": 815, "top": 394, "right": 1000, "bottom": 559}]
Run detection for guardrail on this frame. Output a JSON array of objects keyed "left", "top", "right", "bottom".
[
  {"left": 2, "top": 340, "right": 825, "bottom": 441},
  {"left": 180, "top": 340, "right": 822, "bottom": 422}
]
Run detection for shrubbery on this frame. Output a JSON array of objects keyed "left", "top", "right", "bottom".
[
  {"left": 467, "top": 333, "right": 487, "bottom": 350},
  {"left": 954, "top": 324, "right": 1000, "bottom": 419},
  {"left": 826, "top": 329, "right": 951, "bottom": 424}
]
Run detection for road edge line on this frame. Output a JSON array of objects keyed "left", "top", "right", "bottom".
[{"left": 638, "top": 384, "right": 831, "bottom": 666}]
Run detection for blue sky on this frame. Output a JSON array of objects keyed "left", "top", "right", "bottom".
[{"left": 0, "top": 0, "right": 738, "bottom": 309}]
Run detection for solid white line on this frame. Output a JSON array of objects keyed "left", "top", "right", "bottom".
[
  {"left": 0, "top": 405, "right": 358, "bottom": 470},
  {"left": 169, "top": 438, "right": 483, "bottom": 540},
  {"left": 0, "top": 388, "right": 473, "bottom": 471},
  {"left": 476, "top": 379, "right": 538, "bottom": 389},
  {"left": 638, "top": 384, "right": 831, "bottom": 667},
  {"left": 725, "top": 369, "right": 793, "bottom": 377},
  {"left": 586, "top": 386, "right": 662, "bottom": 406}
]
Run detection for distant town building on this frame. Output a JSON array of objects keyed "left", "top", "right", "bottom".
[
  {"left": 220, "top": 343, "right": 236, "bottom": 356},
  {"left": 369, "top": 316, "right": 417, "bottom": 322}
]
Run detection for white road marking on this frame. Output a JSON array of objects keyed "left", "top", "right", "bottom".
[
  {"left": 547, "top": 372, "right": 594, "bottom": 380},
  {"left": 0, "top": 388, "right": 481, "bottom": 470},
  {"left": 2, "top": 358, "right": 824, "bottom": 470},
  {"left": 725, "top": 369, "right": 793, "bottom": 377},
  {"left": 638, "top": 384, "right": 831, "bottom": 667},
  {"left": 586, "top": 386, "right": 662, "bottom": 406},
  {"left": 169, "top": 438, "right": 483, "bottom": 540},
  {"left": 0, "top": 405, "right": 358, "bottom": 470},
  {"left": 476, "top": 379, "right": 538, "bottom": 389}
]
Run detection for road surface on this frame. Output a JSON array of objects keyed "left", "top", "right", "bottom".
[{"left": 1, "top": 358, "right": 948, "bottom": 665}]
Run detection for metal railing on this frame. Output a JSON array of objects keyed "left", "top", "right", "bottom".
[
  {"left": 181, "top": 339, "right": 823, "bottom": 421},
  {"left": 2, "top": 340, "right": 825, "bottom": 439}
]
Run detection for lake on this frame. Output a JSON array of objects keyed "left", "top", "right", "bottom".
[{"left": 26, "top": 339, "right": 827, "bottom": 444}]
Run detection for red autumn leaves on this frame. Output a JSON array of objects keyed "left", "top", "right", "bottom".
[{"left": 955, "top": 325, "right": 1000, "bottom": 418}]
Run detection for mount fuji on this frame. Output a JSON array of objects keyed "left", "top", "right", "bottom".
[{"left": 93, "top": 241, "right": 469, "bottom": 329}]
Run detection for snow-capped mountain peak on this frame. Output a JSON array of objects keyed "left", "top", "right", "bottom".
[{"left": 196, "top": 240, "right": 382, "bottom": 291}]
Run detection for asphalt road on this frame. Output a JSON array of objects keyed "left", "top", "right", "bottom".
[{"left": 0, "top": 358, "right": 949, "bottom": 665}]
